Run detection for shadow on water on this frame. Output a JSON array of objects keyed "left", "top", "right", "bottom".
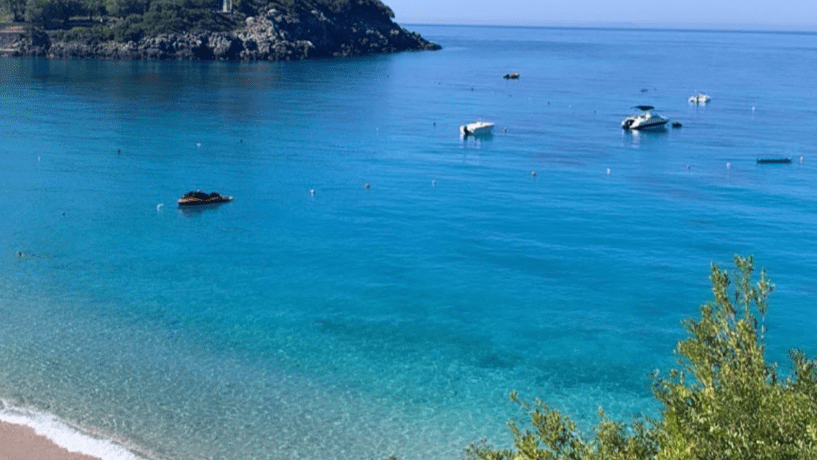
[
  {"left": 621, "top": 127, "right": 669, "bottom": 147},
  {"left": 460, "top": 133, "right": 494, "bottom": 149},
  {"left": 177, "top": 203, "right": 230, "bottom": 217}
]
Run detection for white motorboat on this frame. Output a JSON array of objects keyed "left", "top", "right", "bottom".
[
  {"left": 621, "top": 105, "right": 669, "bottom": 130},
  {"left": 688, "top": 92, "right": 711, "bottom": 104},
  {"left": 460, "top": 121, "right": 495, "bottom": 137}
]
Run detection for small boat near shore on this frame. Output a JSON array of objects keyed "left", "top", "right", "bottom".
[
  {"left": 460, "top": 121, "right": 495, "bottom": 137},
  {"left": 503, "top": 73, "right": 520, "bottom": 79},
  {"left": 757, "top": 158, "right": 792, "bottom": 164},
  {"left": 178, "top": 190, "right": 233, "bottom": 206}
]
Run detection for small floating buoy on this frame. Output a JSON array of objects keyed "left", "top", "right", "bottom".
[
  {"left": 196, "top": 143, "right": 201, "bottom": 148},
  {"left": 686, "top": 164, "right": 691, "bottom": 170},
  {"left": 364, "top": 183, "right": 370, "bottom": 189},
  {"left": 606, "top": 168, "right": 611, "bottom": 175},
  {"left": 37, "top": 155, "right": 40, "bottom": 162},
  {"left": 431, "top": 180, "right": 436, "bottom": 187},
  {"left": 800, "top": 156, "right": 804, "bottom": 163},
  {"left": 751, "top": 106, "right": 756, "bottom": 112},
  {"left": 156, "top": 203, "right": 164, "bottom": 212},
  {"left": 726, "top": 162, "right": 731, "bottom": 169},
  {"left": 531, "top": 170, "right": 536, "bottom": 177},
  {"left": 503, "top": 127, "right": 507, "bottom": 133},
  {"left": 310, "top": 189, "right": 315, "bottom": 196}
]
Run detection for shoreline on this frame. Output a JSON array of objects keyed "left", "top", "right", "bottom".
[
  {"left": 0, "top": 420, "right": 103, "bottom": 460},
  {"left": 0, "top": 401, "right": 145, "bottom": 460}
]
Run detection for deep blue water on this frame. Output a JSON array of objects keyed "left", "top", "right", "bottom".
[{"left": 1, "top": 25, "right": 817, "bottom": 460}]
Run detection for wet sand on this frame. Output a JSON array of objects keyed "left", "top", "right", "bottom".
[{"left": 0, "top": 421, "right": 102, "bottom": 460}]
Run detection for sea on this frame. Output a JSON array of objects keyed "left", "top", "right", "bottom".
[{"left": 1, "top": 24, "right": 817, "bottom": 460}]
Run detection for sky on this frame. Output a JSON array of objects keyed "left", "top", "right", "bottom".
[{"left": 385, "top": 0, "right": 817, "bottom": 31}]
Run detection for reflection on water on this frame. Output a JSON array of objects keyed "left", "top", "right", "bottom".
[
  {"left": 177, "top": 203, "right": 230, "bottom": 216},
  {"left": 622, "top": 127, "right": 669, "bottom": 147}
]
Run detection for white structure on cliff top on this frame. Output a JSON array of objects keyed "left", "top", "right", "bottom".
[{"left": 222, "top": 0, "right": 232, "bottom": 13}]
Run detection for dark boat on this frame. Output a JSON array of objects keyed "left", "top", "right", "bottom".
[
  {"left": 503, "top": 73, "right": 520, "bottom": 79},
  {"left": 178, "top": 190, "right": 233, "bottom": 206},
  {"left": 756, "top": 158, "right": 792, "bottom": 164}
]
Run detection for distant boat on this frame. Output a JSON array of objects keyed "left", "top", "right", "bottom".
[
  {"left": 671, "top": 121, "right": 683, "bottom": 128},
  {"left": 503, "top": 73, "right": 520, "bottom": 80},
  {"left": 178, "top": 190, "right": 233, "bottom": 206},
  {"left": 757, "top": 158, "right": 792, "bottom": 164},
  {"left": 689, "top": 92, "right": 711, "bottom": 104},
  {"left": 460, "top": 121, "right": 495, "bottom": 137},
  {"left": 621, "top": 105, "right": 669, "bottom": 130}
]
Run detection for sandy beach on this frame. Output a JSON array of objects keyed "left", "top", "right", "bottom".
[{"left": 0, "top": 421, "right": 102, "bottom": 460}]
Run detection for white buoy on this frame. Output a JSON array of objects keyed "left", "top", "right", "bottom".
[
  {"left": 364, "top": 183, "right": 370, "bottom": 189},
  {"left": 606, "top": 168, "right": 611, "bottom": 175},
  {"left": 156, "top": 203, "right": 164, "bottom": 212},
  {"left": 310, "top": 189, "right": 315, "bottom": 196},
  {"left": 196, "top": 143, "right": 201, "bottom": 147},
  {"left": 531, "top": 170, "right": 536, "bottom": 177},
  {"left": 800, "top": 156, "right": 804, "bottom": 163},
  {"left": 726, "top": 162, "right": 731, "bottom": 169}
]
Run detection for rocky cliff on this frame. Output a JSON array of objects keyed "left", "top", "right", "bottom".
[{"left": 10, "top": 0, "right": 440, "bottom": 60}]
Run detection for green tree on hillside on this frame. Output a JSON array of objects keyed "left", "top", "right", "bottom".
[
  {"left": 1, "top": 0, "right": 27, "bottom": 21},
  {"left": 25, "top": 0, "right": 85, "bottom": 28},
  {"left": 466, "top": 255, "right": 817, "bottom": 460}
]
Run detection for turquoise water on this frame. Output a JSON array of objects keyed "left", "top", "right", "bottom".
[{"left": 2, "top": 25, "right": 817, "bottom": 459}]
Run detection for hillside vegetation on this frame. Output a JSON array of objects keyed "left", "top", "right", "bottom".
[{"left": 1, "top": 0, "right": 394, "bottom": 42}]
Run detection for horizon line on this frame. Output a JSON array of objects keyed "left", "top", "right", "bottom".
[{"left": 397, "top": 22, "right": 817, "bottom": 36}]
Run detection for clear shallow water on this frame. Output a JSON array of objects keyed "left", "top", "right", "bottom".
[{"left": 1, "top": 25, "right": 817, "bottom": 460}]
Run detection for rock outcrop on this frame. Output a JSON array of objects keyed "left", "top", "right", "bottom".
[{"left": 9, "top": 0, "right": 440, "bottom": 61}]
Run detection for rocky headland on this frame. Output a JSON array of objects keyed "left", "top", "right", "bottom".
[{"left": 3, "top": 0, "right": 440, "bottom": 61}]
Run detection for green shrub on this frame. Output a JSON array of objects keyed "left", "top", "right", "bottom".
[
  {"left": 467, "top": 256, "right": 817, "bottom": 460},
  {"left": 62, "top": 24, "right": 112, "bottom": 42},
  {"left": 109, "top": 0, "right": 149, "bottom": 18},
  {"left": 25, "top": 0, "right": 84, "bottom": 28},
  {"left": 111, "top": 13, "right": 144, "bottom": 41},
  {"left": 108, "top": 0, "right": 235, "bottom": 41}
]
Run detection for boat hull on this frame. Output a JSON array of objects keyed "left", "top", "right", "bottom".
[
  {"left": 629, "top": 120, "right": 668, "bottom": 130},
  {"left": 460, "top": 122, "right": 495, "bottom": 137},
  {"left": 621, "top": 117, "right": 668, "bottom": 130},
  {"left": 178, "top": 197, "right": 233, "bottom": 206}
]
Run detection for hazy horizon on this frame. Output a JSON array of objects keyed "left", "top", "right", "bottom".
[{"left": 386, "top": 0, "right": 817, "bottom": 32}]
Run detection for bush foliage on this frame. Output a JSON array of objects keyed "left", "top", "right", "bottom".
[
  {"left": 466, "top": 255, "right": 817, "bottom": 460},
  {"left": 4, "top": 0, "right": 393, "bottom": 33}
]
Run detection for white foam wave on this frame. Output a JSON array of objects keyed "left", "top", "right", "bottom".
[{"left": 0, "top": 399, "right": 145, "bottom": 460}]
